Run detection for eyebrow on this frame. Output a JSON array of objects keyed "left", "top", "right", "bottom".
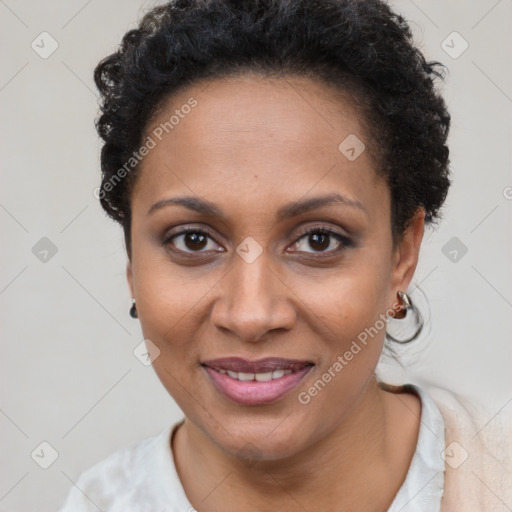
[{"left": 147, "top": 193, "right": 368, "bottom": 220}]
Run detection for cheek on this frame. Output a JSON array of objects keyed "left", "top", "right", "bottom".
[
  {"left": 130, "top": 243, "right": 211, "bottom": 362},
  {"left": 295, "top": 261, "right": 390, "bottom": 399},
  {"left": 291, "top": 275, "right": 388, "bottom": 426},
  {"left": 133, "top": 258, "right": 208, "bottom": 409},
  {"left": 312, "top": 262, "right": 390, "bottom": 346}
]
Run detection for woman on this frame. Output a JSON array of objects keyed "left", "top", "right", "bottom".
[{"left": 59, "top": 0, "right": 511, "bottom": 510}]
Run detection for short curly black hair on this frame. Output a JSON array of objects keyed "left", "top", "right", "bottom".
[{"left": 94, "top": 0, "right": 451, "bottom": 256}]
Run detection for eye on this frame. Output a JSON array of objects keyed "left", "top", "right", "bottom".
[
  {"left": 163, "top": 225, "right": 352, "bottom": 257},
  {"left": 290, "top": 227, "right": 352, "bottom": 255},
  {"left": 163, "top": 227, "right": 224, "bottom": 254}
]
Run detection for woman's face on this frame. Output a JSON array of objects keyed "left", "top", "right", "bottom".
[{"left": 127, "top": 73, "right": 423, "bottom": 460}]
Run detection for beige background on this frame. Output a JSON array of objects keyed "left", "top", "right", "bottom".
[{"left": 0, "top": 0, "right": 511, "bottom": 510}]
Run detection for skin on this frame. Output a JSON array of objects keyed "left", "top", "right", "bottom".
[{"left": 127, "top": 73, "right": 425, "bottom": 511}]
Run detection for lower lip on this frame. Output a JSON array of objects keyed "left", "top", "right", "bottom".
[{"left": 203, "top": 366, "right": 313, "bottom": 405}]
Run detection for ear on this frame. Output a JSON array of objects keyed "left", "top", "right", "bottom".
[
  {"left": 389, "top": 207, "right": 425, "bottom": 312},
  {"left": 126, "top": 260, "right": 134, "bottom": 299}
]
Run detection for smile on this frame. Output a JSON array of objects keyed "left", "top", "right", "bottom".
[
  {"left": 201, "top": 357, "right": 314, "bottom": 405},
  {"left": 215, "top": 368, "right": 293, "bottom": 381}
]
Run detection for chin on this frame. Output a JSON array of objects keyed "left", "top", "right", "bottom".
[{"left": 201, "top": 412, "right": 316, "bottom": 463}]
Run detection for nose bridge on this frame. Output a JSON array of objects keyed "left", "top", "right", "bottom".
[{"left": 212, "top": 250, "right": 294, "bottom": 341}]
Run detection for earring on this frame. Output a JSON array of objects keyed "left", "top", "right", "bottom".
[
  {"left": 130, "top": 299, "right": 138, "bottom": 319},
  {"left": 386, "top": 291, "right": 423, "bottom": 343}
]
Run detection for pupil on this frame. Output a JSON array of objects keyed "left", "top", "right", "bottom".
[
  {"left": 185, "top": 233, "right": 207, "bottom": 250},
  {"left": 310, "top": 233, "right": 329, "bottom": 251}
]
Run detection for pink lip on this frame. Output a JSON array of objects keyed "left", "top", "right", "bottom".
[{"left": 201, "top": 357, "right": 313, "bottom": 405}]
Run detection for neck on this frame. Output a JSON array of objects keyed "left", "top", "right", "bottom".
[{"left": 172, "top": 376, "right": 415, "bottom": 512}]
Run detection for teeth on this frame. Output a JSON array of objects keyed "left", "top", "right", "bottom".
[
  {"left": 255, "top": 372, "right": 273, "bottom": 382},
  {"left": 218, "top": 368, "right": 294, "bottom": 381}
]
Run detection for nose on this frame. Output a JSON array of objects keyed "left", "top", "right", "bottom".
[{"left": 210, "top": 251, "right": 296, "bottom": 343}]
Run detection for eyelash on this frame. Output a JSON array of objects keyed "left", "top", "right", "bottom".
[{"left": 163, "top": 225, "right": 352, "bottom": 257}]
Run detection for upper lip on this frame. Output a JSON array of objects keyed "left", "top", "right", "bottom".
[{"left": 202, "top": 357, "right": 314, "bottom": 373}]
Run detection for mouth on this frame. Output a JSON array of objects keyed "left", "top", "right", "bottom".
[{"left": 201, "top": 357, "right": 314, "bottom": 405}]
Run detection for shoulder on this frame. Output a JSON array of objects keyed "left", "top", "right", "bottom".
[
  {"left": 380, "top": 380, "right": 512, "bottom": 511},
  {"left": 58, "top": 423, "right": 181, "bottom": 512},
  {"left": 419, "top": 381, "right": 512, "bottom": 469},
  {"left": 422, "top": 382, "right": 512, "bottom": 449},
  {"left": 419, "top": 383, "right": 512, "bottom": 512}
]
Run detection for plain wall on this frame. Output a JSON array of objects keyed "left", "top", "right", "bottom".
[{"left": 1, "top": 1, "right": 511, "bottom": 510}]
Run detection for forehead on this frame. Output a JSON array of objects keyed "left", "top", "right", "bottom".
[
  {"left": 133, "top": 74, "right": 388, "bottom": 221},
  {"left": 148, "top": 73, "right": 365, "bottom": 153}
]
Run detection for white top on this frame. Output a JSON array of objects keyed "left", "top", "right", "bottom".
[
  {"left": 58, "top": 384, "right": 445, "bottom": 512},
  {"left": 387, "top": 385, "right": 445, "bottom": 512}
]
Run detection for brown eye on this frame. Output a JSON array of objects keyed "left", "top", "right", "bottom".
[
  {"left": 307, "top": 232, "right": 330, "bottom": 251},
  {"left": 292, "top": 228, "right": 352, "bottom": 255},
  {"left": 164, "top": 228, "right": 223, "bottom": 254},
  {"left": 183, "top": 232, "right": 208, "bottom": 251}
]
